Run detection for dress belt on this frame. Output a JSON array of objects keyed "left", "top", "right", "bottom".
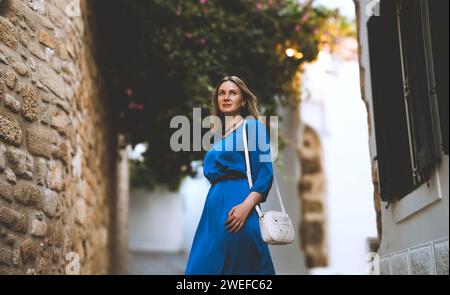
[{"left": 210, "top": 171, "right": 246, "bottom": 186}]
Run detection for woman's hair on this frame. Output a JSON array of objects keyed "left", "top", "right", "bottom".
[{"left": 210, "top": 75, "right": 260, "bottom": 133}]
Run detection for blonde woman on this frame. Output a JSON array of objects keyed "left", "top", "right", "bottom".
[{"left": 185, "top": 76, "right": 275, "bottom": 275}]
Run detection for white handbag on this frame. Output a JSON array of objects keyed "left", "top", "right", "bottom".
[{"left": 242, "top": 120, "right": 295, "bottom": 245}]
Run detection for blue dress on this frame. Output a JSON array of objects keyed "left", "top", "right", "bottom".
[{"left": 185, "top": 118, "right": 276, "bottom": 275}]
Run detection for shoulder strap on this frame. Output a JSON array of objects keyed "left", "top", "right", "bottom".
[{"left": 242, "top": 120, "right": 287, "bottom": 217}]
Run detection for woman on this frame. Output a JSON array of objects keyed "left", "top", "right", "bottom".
[{"left": 185, "top": 76, "right": 275, "bottom": 275}]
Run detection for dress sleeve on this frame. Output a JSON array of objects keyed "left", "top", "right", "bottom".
[{"left": 245, "top": 118, "right": 274, "bottom": 203}]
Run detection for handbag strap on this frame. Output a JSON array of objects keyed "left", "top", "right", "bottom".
[{"left": 242, "top": 120, "right": 287, "bottom": 218}]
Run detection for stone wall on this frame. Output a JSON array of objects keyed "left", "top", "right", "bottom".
[
  {"left": 353, "top": 0, "right": 382, "bottom": 249},
  {"left": 0, "top": 0, "right": 116, "bottom": 274},
  {"left": 380, "top": 237, "right": 449, "bottom": 275}
]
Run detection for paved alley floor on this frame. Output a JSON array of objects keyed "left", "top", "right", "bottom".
[{"left": 126, "top": 251, "right": 189, "bottom": 275}]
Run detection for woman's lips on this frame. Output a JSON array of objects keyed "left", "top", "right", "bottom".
[{"left": 223, "top": 104, "right": 232, "bottom": 107}]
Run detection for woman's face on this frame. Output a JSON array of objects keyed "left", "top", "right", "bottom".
[{"left": 217, "top": 81, "right": 244, "bottom": 116}]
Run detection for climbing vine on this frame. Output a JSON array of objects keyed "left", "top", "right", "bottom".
[{"left": 91, "top": 0, "right": 352, "bottom": 190}]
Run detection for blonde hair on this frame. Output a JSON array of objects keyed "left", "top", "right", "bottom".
[{"left": 210, "top": 75, "right": 260, "bottom": 133}]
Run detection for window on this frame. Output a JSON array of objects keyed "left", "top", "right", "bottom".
[{"left": 367, "top": 0, "right": 447, "bottom": 202}]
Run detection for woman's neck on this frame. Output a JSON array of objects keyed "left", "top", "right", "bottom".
[{"left": 221, "top": 114, "right": 244, "bottom": 138}]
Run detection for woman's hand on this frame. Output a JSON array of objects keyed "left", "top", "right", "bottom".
[
  {"left": 225, "top": 202, "right": 253, "bottom": 233},
  {"left": 225, "top": 192, "right": 262, "bottom": 233}
]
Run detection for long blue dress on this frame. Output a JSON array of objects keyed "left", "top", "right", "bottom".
[{"left": 185, "top": 118, "right": 276, "bottom": 275}]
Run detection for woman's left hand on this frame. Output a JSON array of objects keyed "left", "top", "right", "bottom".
[{"left": 225, "top": 202, "right": 253, "bottom": 233}]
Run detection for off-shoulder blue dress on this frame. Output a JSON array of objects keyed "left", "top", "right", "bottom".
[{"left": 185, "top": 118, "right": 275, "bottom": 275}]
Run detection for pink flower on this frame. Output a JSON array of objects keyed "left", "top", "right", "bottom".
[
  {"left": 256, "top": 2, "right": 264, "bottom": 10},
  {"left": 294, "top": 24, "right": 301, "bottom": 32},
  {"left": 175, "top": 6, "right": 181, "bottom": 16},
  {"left": 125, "top": 88, "right": 133, "bottom": 97},
  {"left": 268, "top": 0, "right": 273, "bottom": 6},
  {"left": 199, "top": 0, "right": 208, "bottom": 4},
  {"left": 185, "top": 32, "right": 193, "bottom": 39},
  {"left": 199, "top": 37, "right": 206, "bottom": 45},
  {"left": 128, "top": 102, "right": 144, "bottom": 110},
  {"left": 301, "top": 15, "right": 309, "bottom": 23}
]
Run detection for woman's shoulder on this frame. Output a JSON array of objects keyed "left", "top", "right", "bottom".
[
  {"left": 244, "top": 116, "right": 264, "bottom": 128},
  {"left": 244, "top": 117, "right": 269, "bottom": 140}
]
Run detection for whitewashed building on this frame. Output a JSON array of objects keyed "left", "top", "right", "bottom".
[{"left": 354, "top": 0, "right": 449, "bottom": 274}]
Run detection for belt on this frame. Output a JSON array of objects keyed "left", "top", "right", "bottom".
[{"left": 210, "top": 171, "right": 246, "bottom": 186}]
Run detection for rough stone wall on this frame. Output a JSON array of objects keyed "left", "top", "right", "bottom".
[
  {"left": 0, "top": 0, "right": 116, "bottom": 274},
  {"left": 353, "top": 0, "right": 382, "bottom": 249}
]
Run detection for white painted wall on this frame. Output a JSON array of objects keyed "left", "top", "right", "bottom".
[
  {"left": 264, "top": 100, "right": 309, "bottom": 275},
  {"left": 128, "top": 187, "right": 183, "bottom": 252},
  {"left": 301, "top": 38, "right": 378, "bottom": 275},
  {"left": 180, "top": 167, "right": 210, "bottom": 254}
]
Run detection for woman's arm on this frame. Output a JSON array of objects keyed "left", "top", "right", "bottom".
[{"left": 246, "top": 118, "right": 274, "bottom": 203}]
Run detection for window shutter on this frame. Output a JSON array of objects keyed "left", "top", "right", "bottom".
[
  {"left": 398, "top": 0, "right": 439, "bottom": 183},
  {"left": 367, "top": 0, "right": 414, "bottom": 201},
  {"left": 428, "top": 0, "right": 449, "bottom": 155}
]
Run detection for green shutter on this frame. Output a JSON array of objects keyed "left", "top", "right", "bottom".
[
  {"left": 367, "top": 0, "right": 414, "bottom": 201},
  {"left": 398, "top": 0, "right": 439, "bottom": 183},
  {"left": 428, "top": 0, "right": 449, "bottom": 155}
]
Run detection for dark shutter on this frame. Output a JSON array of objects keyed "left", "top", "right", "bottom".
[
  {"left": 398, "top": 0, "right": 439, "bottom": 182},
  {"left": 428, "top": 0, "right": 449, "bottom": 155},
  {"left": 367, "top": 0, "right": 414, "bottom": 201}
]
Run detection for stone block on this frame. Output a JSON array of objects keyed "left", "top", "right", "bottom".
[
  {"left": 3, "top": 69, "right": 17, "bottom": 89},
  {"left": 0, "top": 114, "right": 22, "bottom": 146},
  {"left": 12, "top": 62, "right": 29, "bottom": 76},
  {"left": 26, "top": 126, "right": 59, "bottom": 158},
  {"left": 20, "top": 239, "right": 38, "bottom": 264},
  {"left": 380, "top": 256, "right": 391, "bottom": 275},
  {"left": 4, "top": 94, "right": 21, "bottom": 113},
  {"left": 42, "top": 188, "right": 57, "bottom": 217},
  {"left": 0, "top": 17, "right": 18, "bottom": 49},
  {"left": 38, "top": 30, "right": 57, "bottom": 49},
  {"left": 433, "top": 239, "right": 449, "bottom": 275},
  {"left": 48, "top": 160, "right": 64, "bottom": 192},
  {"left": 35, "top": 157, "right": 47, "bottom": 186},
  {"left": 390, "top": 250, "right": 409, "bottom": 275},
  {"left": 6, "top": 146, "right": 33, "bottom": 179},
  {"left": 410, "top": 244, "right": 435, "bottom": 275},
  {"left": 75, "top": 198, "right": 86, "bottom": 225},
  {"left": 38, "top": 62, "right": 65, "bottom": 99},
  {"left": 13, "top": 181, "right": 42, "bottom": 208},
  {"left": 0, "top": 180, "right": 13, "bottom": 202},
  {"left": 31, "top": 219, "right": 47, "bottom": 237},
  {"left": 0, "top": 206, "right": 28, "bottom": 233},
  {"left": 0, "top": 245, "right": 13, "bottom": 266},
  {"left": 21, "top": 84, "right": 39, "bottom": 121}
]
